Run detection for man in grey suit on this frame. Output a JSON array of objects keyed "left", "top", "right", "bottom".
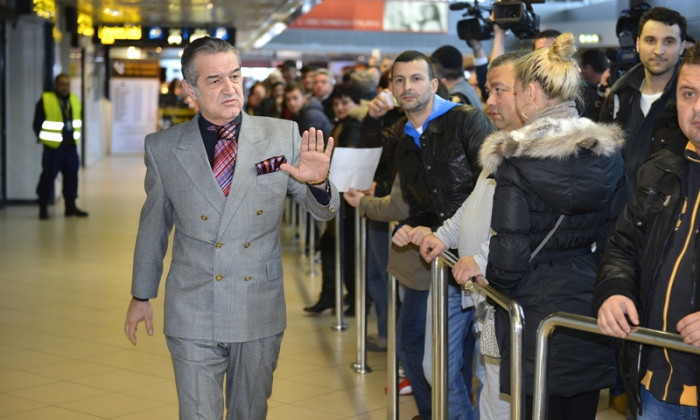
[{"left": 124, "top": 37, "right": 338, "bottom": 420}]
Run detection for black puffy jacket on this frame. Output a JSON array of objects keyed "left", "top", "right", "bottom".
[{"left": 480, "top": 103, "right": 627, "bottom": 397}]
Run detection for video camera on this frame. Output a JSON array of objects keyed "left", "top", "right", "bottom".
[
  {"left": 493, "top": 1, "right": 542, "bottom": 39},
  {"left": 609, "top": 2, "right": 650, "bottom": 84},
  {"left": 453, "top": 1, "right": 493, "bottom": 41},
  {"left": 454, "top": 0, "right": 543, "bottom": 41}
]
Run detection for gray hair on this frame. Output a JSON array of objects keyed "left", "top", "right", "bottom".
[{"left": 181, "top": 37, "right": 239, "bottom": 89}]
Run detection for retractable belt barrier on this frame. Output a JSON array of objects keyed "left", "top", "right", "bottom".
[{"left": 532, "top": 312, "right": 700, "bottom": 420}]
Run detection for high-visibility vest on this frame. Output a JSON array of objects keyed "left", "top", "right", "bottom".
[{"left": 39, "top": 92, "right": 82, "bottom": 148}]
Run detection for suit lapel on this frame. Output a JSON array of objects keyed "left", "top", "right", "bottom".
[{"left": 173, "top": 118, "right": 225, "bottom": 211}]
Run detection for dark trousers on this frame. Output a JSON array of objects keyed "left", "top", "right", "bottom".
[{"left": 36, "top": 144, "right": 79, "bottom": 205}]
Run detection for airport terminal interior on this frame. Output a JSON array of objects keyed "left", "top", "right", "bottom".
[
  {"left": 1, "top": 0, "right": 700, "bottom": 419},
  {"left": 0, "top": 157, "right": 625, "bottom": 419}
]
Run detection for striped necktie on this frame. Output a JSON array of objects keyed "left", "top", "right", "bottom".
[{"left": 212, "top": 122, "right": 239, "bottom": 196}]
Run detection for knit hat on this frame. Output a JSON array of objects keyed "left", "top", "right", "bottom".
[{"left": 431, "top": 45, "right": 464, "bottom": 71}]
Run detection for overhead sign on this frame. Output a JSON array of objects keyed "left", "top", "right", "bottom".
[
  {"left": 98, "top": 24, "right": 142, "bottom": 45},
  {"left": 102, "top": 25, "right": 235, "bottom": 46},
  {"left": 290, "top": 0, "right": 449, "bottom": 33},
  {"left": 110, "top": 59, "right": 161, "bottom": 79},
  {"left": 32, "top": 0, "right": 55, "bottom": 20}
]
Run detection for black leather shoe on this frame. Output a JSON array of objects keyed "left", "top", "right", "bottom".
[
  {"left": 344, "top": 306, "right": 355, "bottom": 317},
  {"left": 65, "top": 207, "right": 89, "bottom": 217},
  {"left": 39, "top": 205, "right": 49, "bottom": 220},
  {"left": 304, "top": 299, "right": 334, "bottom": 314}
]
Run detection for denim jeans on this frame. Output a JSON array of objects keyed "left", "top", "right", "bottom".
[
  {"left": 422, "top": 284, "right": 476, "bottom": 419},
  {"left": 366, "top": 220, "right": 389, "bottom": 340},
  {"left": 447, "top": 283, "right": 475, "bottom": 420},
  {"left": 638, "top": 387, "right": 698, "bottom": 420},
  {"left": 397, "top": 287, "right": 432, "bottom": 419}
]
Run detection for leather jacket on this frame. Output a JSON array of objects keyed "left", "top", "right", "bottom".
[
  {"left": 595, "top": 143, "right": 700, "bottom": 416},
  {"left": 392, "top": 104, "right": 494, "bottom": 229}
]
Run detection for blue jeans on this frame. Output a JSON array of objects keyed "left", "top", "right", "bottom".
[
  {"left": 447, "top": 284, "right": 475, "bottom": 420},
  {"left": 638, "top": 387, "right": 698, "bottom": 420},
  {"left": 397, "top": 287, "right": 432, "bottom": 419},
  {"left": 366, "top": 220, "right": 389, "bottom": 339}
]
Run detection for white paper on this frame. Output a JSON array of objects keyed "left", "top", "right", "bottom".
[{"left": 329, "top": 147, "right": 383, "bottom": 192}]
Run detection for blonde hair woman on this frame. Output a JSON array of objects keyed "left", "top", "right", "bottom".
[{"left": 479, "top": 33, "right": 628, "bottom": 420}]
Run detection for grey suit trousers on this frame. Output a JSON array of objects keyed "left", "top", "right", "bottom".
[{"left": 167, "top": 333, "right": 284, "bottom": 420}]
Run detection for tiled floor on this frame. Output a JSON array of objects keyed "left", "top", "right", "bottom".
[{"left": 0, "top": 156, "right": 625, "bottom": 419}]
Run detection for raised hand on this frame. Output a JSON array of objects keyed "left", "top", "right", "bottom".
[{"left": 281, "top": 128, "right": 334, "bottom": 184}]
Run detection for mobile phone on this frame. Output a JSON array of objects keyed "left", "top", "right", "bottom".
[{"left": 382, "top": 91, "right": 398, "bottom": 107}]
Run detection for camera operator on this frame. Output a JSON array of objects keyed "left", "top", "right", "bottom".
[{"left": 598, "top": 6, "right": 687, "bottom": 188}]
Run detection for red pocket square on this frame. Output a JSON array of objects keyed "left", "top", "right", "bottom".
[{"left": 255, "top": 155, "right": 287, "bottom": 175}]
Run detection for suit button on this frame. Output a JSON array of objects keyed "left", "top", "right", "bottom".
[
  {"left": 330, "top": 206, "right": 336, "bottom": 215},
  {"left": 216, "top": 242, "right": 222, "bottom": 248},
  {"left": 257, "top": 209, "right": 263, "bottom": 215},
  {"left": 244, "top": 242, "right": 251, "bottom": 248},
  {"left": 216, "top": 275, "right": 223, "bottom": 281},
  {"left": 201, "top": 215, "right": 208, "bottom": 220},
  {"left": 244, "top": 276, "right": 252, "bottom": 281}
]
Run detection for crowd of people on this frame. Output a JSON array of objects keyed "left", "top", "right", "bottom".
[{"left": 123, "top": 5, "right": 700, "bottom": 420}]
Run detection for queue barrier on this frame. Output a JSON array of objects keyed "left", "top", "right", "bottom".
[
  {"left": 532, "top": 312, "right": 700, "bottom": 420},
  {"left": 435, "top": 252, "right": 525, "bottom": 420},
  {"left": 294, "top": 199, "right": 526, "bottom": 419}
]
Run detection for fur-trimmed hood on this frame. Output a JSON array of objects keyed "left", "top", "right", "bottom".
[{"left": 479, "top": 116, "right": 625, "bottom": 174}]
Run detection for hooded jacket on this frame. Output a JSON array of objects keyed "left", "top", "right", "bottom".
[{"left": 480, "top": 102, "right": 627, "bottom": 397}]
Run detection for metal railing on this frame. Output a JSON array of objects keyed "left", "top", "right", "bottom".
[
  {"left": 435, "top": 251, "right": 525, "bottom": 420},
  {"left": 533, "top": 312, "right": 700, "bottom": 420}
]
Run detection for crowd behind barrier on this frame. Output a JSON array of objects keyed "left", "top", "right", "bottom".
[{"left": 287, "top": 196, "right": 700, "bottom": 420}]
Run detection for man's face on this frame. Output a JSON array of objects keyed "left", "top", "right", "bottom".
[
  {"left": 284, "top": 89, "right": 307, "bottom": 115},
  {"left": 282, "top": 66, "right": 297, "bottom": 83},
  {"left": 637, "top": 20, "right": 684, "bottom": 78},
  {"left": 313, "top": 74, "right": 333, "bottom": 99},
  {"left": 248, "top": 84, "right": 266, "bottom": 107},
  {"left": 390, "top": 59, "right": 437, "bottom": 114},
  {"left": 182, "top": 51, "right": 243, "bottom": 126},
  {"left": 533, "top": 37, "right": 555, "bottom": 51},
  {"left": 302, "top": 71, "right": 315, "bottom": 92},
  {"left": 55, "top": 77, "right": 70, "bottom": 97},
  {"left": 485, "top": 63, "right": 522, "bottom": 132},
  {"left": 677, "top": 64, "right": 700, "bottom": 148}
]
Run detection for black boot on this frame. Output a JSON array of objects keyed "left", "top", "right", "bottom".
[
  {"left": 39, "top": 204, "right": 49, "bottom": 220},
  {"left": 304, "top": 230, "right": 337, "bottom": 314},
  {"left": 303, "top": 295, "right": 334, "bottom": 314},
  {"left": 65, "top": 200, "right": 89, "bottom": 217}
]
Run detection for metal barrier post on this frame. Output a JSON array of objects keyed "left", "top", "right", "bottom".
[
  {"left": 331, "top": 205, "right": 347, "bottom": 331},
  {"left": 431, "top": 258, "right": 449, "bottom": 420},
  {"left": 291, "top": 201, "right": 298, "bottom": 243},
  {"left": 438, "top": 252, "right": 525, "bottom": 420},
  {"left": 299, "top": 208, "right": 307, "bottom": 257},
  {"left": 387, "top": 272, "right": 398, "bottom": 420},
  {"left": 352, "top": 213, "right": 371, "bottom": 373},
  {"left": 533, "top": 312, "right": 700, "bottom": 420},
  {"left": 309, "top": 219, "right": 318, "bottom": 277}
]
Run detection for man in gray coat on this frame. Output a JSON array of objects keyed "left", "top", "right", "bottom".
[{"left": 124, "top": 37, "right": 338, "bottom": 420}]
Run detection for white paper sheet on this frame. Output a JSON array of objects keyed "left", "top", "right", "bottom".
[{"left": 328, "top": 147, "right": 383, "bottom": 192}]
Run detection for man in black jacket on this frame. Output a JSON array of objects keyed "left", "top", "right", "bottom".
[
  {"left": 595, "top": 41, "right": 700, "bottom": 419},
  {"left": 363, "top": 50, "right": 493, "bottom": 420},
  {"left": 598, "top": 7, "right": 687, "bottom": 187}
]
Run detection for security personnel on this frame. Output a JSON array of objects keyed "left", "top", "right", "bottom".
[{"left": 33, "top": 73, "right": 88, "bottom": 219}]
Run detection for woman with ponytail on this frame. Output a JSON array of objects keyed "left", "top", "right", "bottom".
[{"left": 479, "top": 33, "right": 628, "bottom": 419}]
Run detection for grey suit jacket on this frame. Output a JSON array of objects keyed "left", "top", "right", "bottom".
[{"left": 131, "top": 112, "right": 338, "bottom": 342}]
